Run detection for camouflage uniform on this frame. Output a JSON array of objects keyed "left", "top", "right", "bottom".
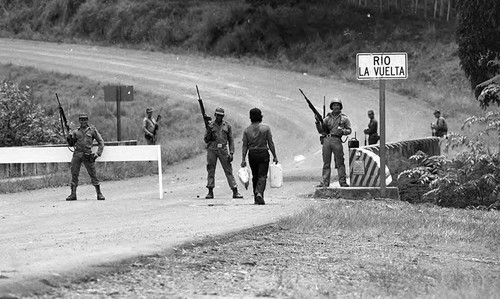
[{"left": 66, "top": 114, "right": 105, "bottom": 201}]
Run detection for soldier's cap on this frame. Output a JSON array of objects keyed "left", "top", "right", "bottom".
[
  {"left": 434, "top": 109, "right": 441, "bottom": 115},
  {"left": 146, "top": 107, "right": 153, "bottom": 113},
  {"left": 79, "top": 113, "right": 89, "bottom": 119},
  {"left": 214, "top": 107, "right": 225, "bottom": 116}
]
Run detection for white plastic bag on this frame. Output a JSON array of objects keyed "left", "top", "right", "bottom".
[
  {"left": 269, "top": 163, "right": 283, "bottom": 188},
  {"left": 238, "top": 166, "right": 251, "bottom": 190}
]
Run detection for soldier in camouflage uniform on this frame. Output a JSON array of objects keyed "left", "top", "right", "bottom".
[
  {"left": 204, "top": 107, "right": 243, "bottom": 199},
  {"left": 66, "top": 113, "right": 105, "bottom": 201}
]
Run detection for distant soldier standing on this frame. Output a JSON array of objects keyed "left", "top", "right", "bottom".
[
  {"left": 241, "top": 108, "right": 278, "bottom": 205},
  {"left": 66, "top": 113, "right": 105, "bottom": 201},
  {"left": 204, "top": 107, "right": 243, "bottom": 199},
  {"left": 431, "top": 109, "right": 448, "bottom": 138},
  {"left": 143, "top": 107, "right": 158, "bottom": 145},
  {"left": 363, "top": 109, "right": 379, "bottom": 145},
  {"left": 315, "top": 99, "right": 352, "bottom": 187}
]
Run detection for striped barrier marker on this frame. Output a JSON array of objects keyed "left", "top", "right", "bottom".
[{"left": 349, "top": 148, "right": 392, "bottom": 187}]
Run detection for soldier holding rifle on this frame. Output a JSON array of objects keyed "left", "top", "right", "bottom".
[
  {"left": 197, "top": 86, "right": 243, "bottom": 200},
  {"left": 143, "top": 107, "right": 160, "bottom": 145},
  {"left": 66, "top": 113, "right": 106, "bottom": 201},
  {"left": 300, "top": 89, "right": 351, "bottom": 188}
]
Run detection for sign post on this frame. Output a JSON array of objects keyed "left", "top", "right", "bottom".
[
  {"left": 104, "top": 85, "right": 134, "bottom": 141},
  {"left": 356, "top": 52, "right": 407, "bottom": 197}
]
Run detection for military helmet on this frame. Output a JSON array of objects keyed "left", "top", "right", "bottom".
[
  {"left": 146, "top": 107, "right": 153, "bottom": 113},
  {"left": 79, "top": 113, "right": 89, "bottom": 119},
  {"left": 214, "top": 107, "right": 225, "bottom": 116},
  {"left": 330, "top": 98, "right": 343, "bottom": 110}
]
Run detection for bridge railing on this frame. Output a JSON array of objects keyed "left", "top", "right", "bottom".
[{"left": 349, "top": 137, "right": 441, "bottom": 187}]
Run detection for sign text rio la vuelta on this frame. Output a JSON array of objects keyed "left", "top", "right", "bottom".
[{"left": 356, "top": 52, "right": 408, "bottom": 80}]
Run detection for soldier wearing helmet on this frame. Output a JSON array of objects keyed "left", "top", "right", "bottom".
[
  {"left": 314, "top": 98, "right": 352, "bottom": 187},
  {"left": 143, "top": 107, "right": 158, "bottom": 145},
  {"left": 204, "top": 107, "right": 243, "bottom": 199},
  {"left": 65, "top": 112, "right": 106, "bottom": 201}
]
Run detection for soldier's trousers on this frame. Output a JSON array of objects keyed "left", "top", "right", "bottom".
[
  {"left": 322, "top": 136, "right": 347, "bottom": 185},
  {"left": 248, "top": 149, "right": 270, "bottom": 198},
  {"left": 206, "top": 148, "right": 237, "bottom": 189},
  {"left": 70, "top": 151, "right": 100, "bottom": 187}
]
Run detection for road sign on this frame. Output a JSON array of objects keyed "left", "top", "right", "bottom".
[
  {"left": 103, "top": 85, "right": 134, "bottom": 141},
  {"left": 356, "top": 52, "right": 408, "bottom": 80},
  {"left": 104, "top": 85, "right": 134, "bottom": 101}
]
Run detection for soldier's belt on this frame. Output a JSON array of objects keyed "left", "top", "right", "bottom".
[{"left": 325, "top": 134, "right": 341, "bottom": 138}]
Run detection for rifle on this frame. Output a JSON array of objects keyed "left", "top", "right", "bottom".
[
  {"left": 152, "top": 107, "right": 163, "bottom": 143},
  {"left": 299, "top": 89, "right": 324, "bottom": 127},
  {"left": 55, "top": 93, "right": 70, "bottom": 137},
  {"left": 323, "top": 96, "right": 326, "bottom": 118},
  {"left": 196, "top": 85, "right": 211, "bottom": 130}
]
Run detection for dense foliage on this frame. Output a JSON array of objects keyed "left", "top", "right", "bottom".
[
  {"left": 0, "top": 80, "right": 61, "bottom": 146},
  {"left": 456, "top": 0, "right": 500, "bottom": 91}
]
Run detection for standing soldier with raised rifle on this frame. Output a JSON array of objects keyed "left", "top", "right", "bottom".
[
  {"left": 65, "top": 112, "right": 106, "bottom": 201},
  {"left": 300, "top": 89, "right": 351, "bottom": 188},
  {"left": 143, "top": 107, "right": 160, "bottom": 145},
  {"left": 196, "top": 86, "right": 243, "bottom": 199}
]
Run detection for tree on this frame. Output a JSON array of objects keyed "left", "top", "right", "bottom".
[
  {"left": 0, "top": 80, "right": 61, "bottom": 146},
  {"left": 456, "top": 0, "right": 500, "bottom": 106}
]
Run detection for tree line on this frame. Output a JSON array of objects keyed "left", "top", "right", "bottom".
[{"left": 347, "top": 0, "right": 456, "bottom": 21}]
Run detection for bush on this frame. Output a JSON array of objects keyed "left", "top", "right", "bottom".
[{"left": 0, "top": 80, "right": 61, "bottom": 146}]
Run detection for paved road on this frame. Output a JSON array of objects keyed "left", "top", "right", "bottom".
[{"left": 0, "top": 38, "right": 431, "bottom": 296}]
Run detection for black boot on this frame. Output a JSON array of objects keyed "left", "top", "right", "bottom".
[
  {"left": 255, "top": 192, "right": 265, "bottom": 205},
  {"left": 205, "top": 188, "right": 214, "bottom": 199},
  {"left": 232, "top": 188, "right": 243, "bottom": 199},
  {"left": 66, "top": 186, "right": 77, "bottom": 201},
  {"left": 95, "top": 185, "right": 105, "bottom": 200}
]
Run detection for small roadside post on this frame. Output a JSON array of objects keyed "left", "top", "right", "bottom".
[
  {"left": 104, "top": 85, "right": 134, "bottom": 141},
  {"left": 356, "top": 52, "right": 408, "bottom": 197}
]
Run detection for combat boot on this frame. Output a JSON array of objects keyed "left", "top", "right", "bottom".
[
  {"left": 66, "top": 186, "right": 77, "bottom": 201},
  {"left": 205, "top": 188, "right": 214, "bottom": 199},
  {"left": 95, "top": 185, "right": 105, "bottom": 200},
  {"left": 232, "top": 188, "right": 243, "bottom": 199}
]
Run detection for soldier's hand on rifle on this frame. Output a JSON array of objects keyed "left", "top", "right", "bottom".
[
  {"left": 273, "top": 157, "right": 279, "bottom": 164},
  {"left": 228, "top": 153, "right": 234, "bottom": 163},
  {"left": 241, "top": 161, "right": 247, "bottom": 168},
  {"left": 203, "top": 114, "right": 212, "bottom": 122},
  {"left": 314, "top": 114, "right": 322, "bottom": 123}
]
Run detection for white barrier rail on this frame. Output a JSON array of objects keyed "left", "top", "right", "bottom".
[{"left": 0, "top": 145, "right": 163, "bottom": 199}]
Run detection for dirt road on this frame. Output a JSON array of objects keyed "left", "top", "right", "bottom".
[{"left": 0, "top": 38, "right": 431, "bottom": 296}]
